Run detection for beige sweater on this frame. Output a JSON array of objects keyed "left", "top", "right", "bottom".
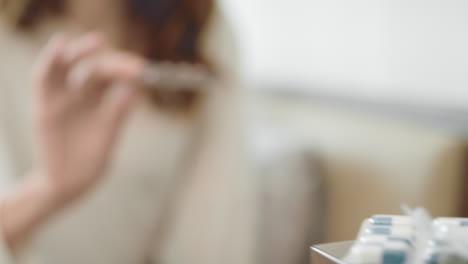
[{"left": 0, "top": 10, "right": 257, "bottom": 264}]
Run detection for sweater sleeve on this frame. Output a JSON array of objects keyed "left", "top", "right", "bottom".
[
  {"left": 0, "top": 21, "right": 40, "bottom": 264},
  {"left": 0, "top": 83, "right": 16, "bottom": 264}
]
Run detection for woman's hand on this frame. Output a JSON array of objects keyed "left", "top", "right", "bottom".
[
  {"left": 33, "top": 33, "right": 144, "bottom": 204},
  {"left": 2, "top": 33, "right": 145, "bottom": 250}
]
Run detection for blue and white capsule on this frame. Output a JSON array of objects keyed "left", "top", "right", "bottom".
[
  {"left": 432, "top": 217, "right": 468, "bottom": 228},
  {"left": 369, "top": 215, "right": 414, "bottom": 226},
  {"left": 359, "top": 223, "right": 414, "bottom": 239},
  {"left": 359, "top": 234, "right": 413, "bottom": 247},
  {"left": 344, "top": 241, "right": 410, "bottom": 264}
]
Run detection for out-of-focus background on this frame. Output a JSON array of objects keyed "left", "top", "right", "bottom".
[
  {"left": 220, "top": 0, "right": 468, "bottom": 242},
  {"left": 2, "top": 0, "right": 468, "bottom": 262}
]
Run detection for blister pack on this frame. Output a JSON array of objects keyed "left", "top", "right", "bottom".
[{"left": 344, "top": 208, "right": 468, "bottom": 264}]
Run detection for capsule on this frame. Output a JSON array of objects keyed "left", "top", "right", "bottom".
[
  {"left": 369, "top": 215, "right": 413, "bottom": 226},
  {"left": 432, "top": 217, "right": 468, "bottom": 228},
  {"left": 344, "top": 241, "right": 410, "bottom": 264},
  {"left": 360, "top": 225, "right": 414, "bottom": 239},
  {"left": 359, "top": 234, "right": 413, "bottom": 247}
]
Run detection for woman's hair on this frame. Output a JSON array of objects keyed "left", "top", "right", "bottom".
[{"left": 0, "top": 0, "right": 215, "bottom": 112}]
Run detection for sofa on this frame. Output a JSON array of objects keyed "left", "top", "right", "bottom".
[{"left": 249, "top": 91, "right": 466, "bottom": 243}]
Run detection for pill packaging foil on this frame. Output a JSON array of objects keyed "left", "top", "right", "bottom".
[{"left": 344, "top": 213, "right": 468, "bottom": 264}]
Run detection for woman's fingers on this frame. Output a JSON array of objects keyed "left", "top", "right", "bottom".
[
  {"left": 62, "top": 33, "right": 105, "bottom": 69},
  {"left": 33, "top": 33, "right": 68, "bottom": 96},
  {"left": 94, "top": 51, "right": 145, "bottom": 81},
  {"left": 36, "top": 32, "right": 145, "bottom": 118},
  {"left": 66, "top": 52, "right": 144, "bottom": 101},
  {"left": 33, "top": 33, "right": 104, "bottom": 99},
  {"left": 66, "top": 60, "right": 108, "bottom": 104}
]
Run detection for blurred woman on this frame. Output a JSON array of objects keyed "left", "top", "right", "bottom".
[{"left": 0, "top": 0, "right": 255, "bottom": 263}]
